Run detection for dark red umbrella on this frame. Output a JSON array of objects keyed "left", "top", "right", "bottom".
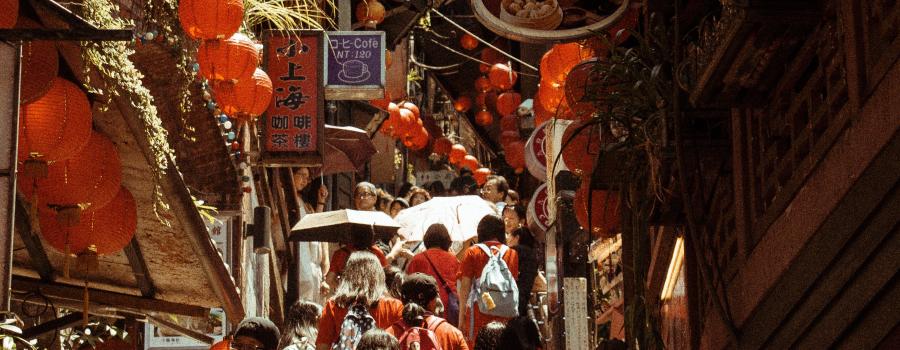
[{"left": 319, "top": 125, "right": 377, "bottom": 176}]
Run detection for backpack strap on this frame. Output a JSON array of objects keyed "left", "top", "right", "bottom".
[
  {"left": 423, "top": 253, "right": 453, "bottom": 295},
  {"left": 425, "top": 315, "right": 445, "bottom": 331},
  {"left": 475, "top": 243, "right": 508, "bottom": 259}
]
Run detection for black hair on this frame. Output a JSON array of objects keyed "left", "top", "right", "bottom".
[
  {"left": 383, "top": 265, "right": 404, "bottom": 299},
  {"left": 450, "top": 174, "right": 478, "bottom": 195},
  {"left": 401, "top": 303, "right": 427, "bottom": 328},
  {"left": 423, "top": 223, "right": 452, "bottom": 250},
  {"left": 473, "top": 321, "right": 506, "bottom": 350},
  {"left": 278, "top": 301, "right": 321, "bottom": 349},
  {"left": 498, "top": 316, "right": 543, "bottom": 350},
  {"left": 390, "top": 197, "right": 409, "bottom": 210},
  {"left": 486, "top": 175, "right": 509, "bottom": 198},
  {"left": 349, "top": 227, "right": 375, "bottom": 250},
  {"left": 234, "top": 317, "right": 280, "bottom": 350},
  {"left": 356, "top": 329, "right": 399, "bottom": 350},
  {"left": 428, "top": 181, "right": 446, "bottom": 195},
  {"left": 397, "top": 182, "right": 414, "bottom": 198},
  {"left": 502, "top": 203, "right": 527, "bottom": 221},
  {"left": 477, "top": 215, "right": 506, "bottom": 243},
  {"left": 399, "top": 273, "right": 439, "bottom": 307},
  {"left": 300, "top": 176, "right": 324, "bottom": 207},
  {"left": 509, "top": 226, "right": 536, "bottom": 248}
]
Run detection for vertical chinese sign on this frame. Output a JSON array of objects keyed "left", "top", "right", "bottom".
[{"left": 262, "top": 30, "right": 325, "bottom": 166}]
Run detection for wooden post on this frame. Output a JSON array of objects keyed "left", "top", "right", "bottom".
[{"left": 0, "top": 41, "right": 21, "bottom": 311}]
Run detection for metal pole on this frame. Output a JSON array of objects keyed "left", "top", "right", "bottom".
[{"left": 0, "top": 41, "right": 22, "bottom": 311}]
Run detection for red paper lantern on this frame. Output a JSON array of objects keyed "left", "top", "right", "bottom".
[
  {"left": 479, "top": 64, "right": 491, "bottom": 74},
  {"left": 538, "top": 81, "right": 574, "bottom": 118},
  {"left": 18, "top": 77, "right": 92, "bottom": 165},
  {"left": 198, "top": 33, "right": 259, "bottom": 82},
  {"left": 533, "top": 92, "right": 553, "bottom": 126},
  {"left": 540, "top": 43, "right": 594, "bottom": 85},
  {"left": 481, "top": 47, "right": 505, "bottom": 67},
  {"left": 500, "top": 130, "right": 519, "bottom": 146},
  {"left": 500, "top": 115, "right": 518, "bottom": 132},
  {"left": 454, "top": 95, "right": 472, "bottom": 112},
  {"left": 433, "top": 137, "right": 452, "bottom": 156},
  {"left": 473, "top": 168, "right": 491, "bottom": 186},
  {"left": 575, "top": 182, "right": 620, "bottom": 239},
  {"left": 401, "top": 102, "right": 420, "bottom": 119},
  {"left": 178, "top": 0, "right": 243, "bottom": 40},
  {"left": 461, "top": 155, "right": 479, "bottom": 171},
  {"left": 410, "top": 127, "right": 430, "bottom": 150},
  {"left": 496, "top": 92, "right": 522, "bottom": 117},
  {"left": 449, "top": 144, "right": 467, "bottom": 164},
  {"left": 475, "top": 110, "right": 494, "bottom": 126},
  {"left": 19, "top": 131, "right": 122, "bottom": 212},
  {"left": 355, "top": 0, "right": 386, "bottom": 28},
  {"left": 0, "top": 0, "right": 17, "bottom": 29},
  {"left": 562, "top": 121, "right": 604, "bottom": 177},
  {"left": 565, "top": 59, "right": 605, "bottom": 120},
  {"left": 212, "top": 68, "right": 273, "bottom": 120},
  {"left": 39, "top": 186, "right": 137, "bottom": 255},
  {"left": 460, "top": 33, "right": 478, "bottom": 50},
  {"left": 505, "top": 141, "right": 526, "bottom": 170},
  {"left": 475, "top": 76, "right": 492, "bottom": 93},
  {"left": 396, "top": 108, "right": 416, "bottom": 137},
  {"left": 489, "top": 63, "right": 517, "bottom": 91},
  {"left": 16, "top": 19, "right": 58, "bottom": 104}
]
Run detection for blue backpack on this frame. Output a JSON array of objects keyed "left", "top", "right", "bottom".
[{"left": 469, "top": 243, "right": 519, "bottom": 316}]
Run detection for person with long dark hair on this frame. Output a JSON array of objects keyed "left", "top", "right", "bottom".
[
  {"left": 293, "top": 167, "right": 330, "bottom": 303},
  {"left": 506, "top": 225, "right": 538, "bottom": 316},
  {"left": 316, "top": 252, "right": 403, "bottom": 350}
]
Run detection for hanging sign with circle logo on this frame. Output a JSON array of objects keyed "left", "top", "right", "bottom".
[{"left": 324, "top": 31, "right": 386, "bottom": 100}]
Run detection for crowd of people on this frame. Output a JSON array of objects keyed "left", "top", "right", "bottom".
[{"left": 236, "top": 167, "right": 548, "bottom": 350}]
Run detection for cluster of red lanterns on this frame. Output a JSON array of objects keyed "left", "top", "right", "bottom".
[
  {"left": 179, "top": 0, "right": 273, "bottom": 127},
  {"left": 17, "top": 52, "right": 136, "bottom": 262},
  {"left": 374, "top": 97, "right": 430, "bottom": 151}
]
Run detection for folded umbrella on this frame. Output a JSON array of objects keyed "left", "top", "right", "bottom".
[
  {"left": 290, "top": 209, "right": 400, "bottom": 243},
  {"left": 395, "top": 195, "right": 498, "bottom": 242},
  {"left": 318, "top": 125, "right": 377, "bottom": 176}
]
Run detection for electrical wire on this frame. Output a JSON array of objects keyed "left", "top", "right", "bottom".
[
  {"left": 427, "top": 38, "right": 540, "bottom": 78},
  {"left": 429, "top": 8, "right": 539, "bottom": 72}
]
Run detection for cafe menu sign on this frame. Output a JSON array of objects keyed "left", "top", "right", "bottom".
[
  {"left": 262, "top": 30, "right": 325, "bottom": 166},
  {"left": 324, "top": 31, "right": 385, "bottom": 100}
]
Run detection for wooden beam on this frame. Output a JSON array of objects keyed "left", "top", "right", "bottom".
[
  {"left": 14, "top": 197, "right": 54, "bottom": 282},
  {"left": 123, "top": 238, "right": 156, "bottom": 298},
  {"left": 0, "top": 29, "right": 133, "bottom": 41},
  {"left": 11, "top": 276, "right": 210, "bottom": 318},
  {"left": 21, "top": 312, "right": 83, "bottom": 339}
]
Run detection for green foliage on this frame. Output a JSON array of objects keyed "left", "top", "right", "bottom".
[
  {"left": 193, "top": 197, "right": 219, "bottom": 225},
  {"left": 0, "top": 316, "right": 36, "bottom": 350},
  {"left": 80, "top": 0, "right": 175, "bottom": 226},
  {"left": 61, "top": 319, "right": 128, "bottom": 350},
  {"left": 244, "top": 0, "right": 337, "bottom": 31}
]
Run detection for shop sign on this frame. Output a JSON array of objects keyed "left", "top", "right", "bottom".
[
  {"left": 563, "top": 278, "right": 589, "bottom": 350},
  {"left": 415, "top": 170, "right": 456, "bottom": 189},
  {"left": 261, "top": 30, "right": 325, "bottom": 167},
  {"left": 324, "top": 31, "right": 385, "bottom": 100},
  {"left": 527, "top": 183, "right": 550, "bottom": 232},
  {"left": 144, "top": 309, "right": 225, "bottom": 350},
  {"left": 525, "top": 120, "right": 571, "bottom": 182}
]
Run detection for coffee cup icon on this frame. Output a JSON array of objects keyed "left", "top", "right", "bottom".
[{"left": 338, "top": 60, "right": 371, "bottom": 83}]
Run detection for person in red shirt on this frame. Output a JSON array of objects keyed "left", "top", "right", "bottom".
[
  {"left": 325, "top": 224, "right": 388, "bottom": 290},
  {"left": 458, "top": 215, "right": 519, "bottom": 346},
  {"left": 405, "top": 223, "right": 460, "bottom": 324},
  {"left": 387, "top": 273, "right": 469, "bottom": 350},
  {"left": 316, "top": 251, "right": 403, "bottom": 350}
]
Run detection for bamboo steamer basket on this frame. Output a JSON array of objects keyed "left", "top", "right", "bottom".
[{"left": 499, "top": 0, "right": 563, "bottom": 30}]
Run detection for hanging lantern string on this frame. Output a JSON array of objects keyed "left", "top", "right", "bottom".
[
  {"left": 429, "top": 8, "right": 539, "bottom": 72},
  {"left": 427, "top": 38, "right": 539, "bottom": 78}
]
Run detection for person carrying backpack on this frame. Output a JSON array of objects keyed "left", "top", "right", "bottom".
[
  {"left": 317, "top": 251, "right": 403, "bottom": 350},
  {"left": 405, "top": 224, "right": 460, "bottom": 326},
  {"left": 387, "top": 273, "right": 469, "bottom": 350},
  {"left": 458, "top": 215, "right": 519, "bottom": 347}
]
